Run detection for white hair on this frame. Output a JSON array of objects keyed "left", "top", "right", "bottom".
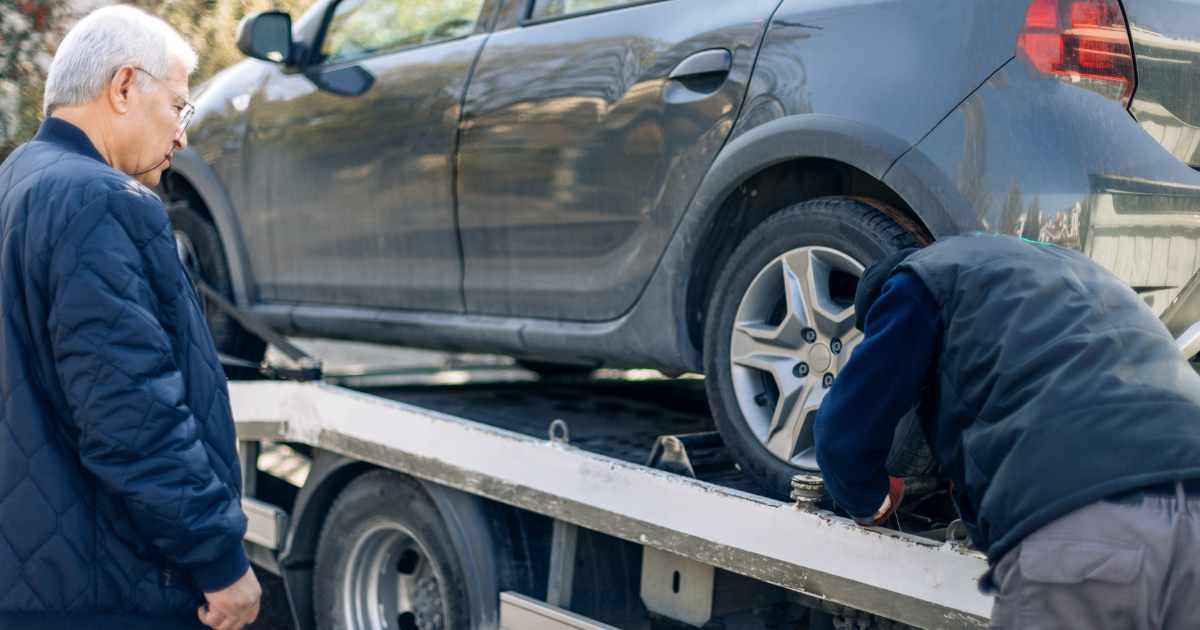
[{"left": 42, "top": 5, "right": 197, "bottom": 117}]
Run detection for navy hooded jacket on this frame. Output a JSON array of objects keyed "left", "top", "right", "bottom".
[{"left": 0, "top": 118, "right": 248, "bottom": 629}]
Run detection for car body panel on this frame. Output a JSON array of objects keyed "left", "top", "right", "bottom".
[
  {"left": 244, "top": 27, "right": 488, "bottom": 311},
  {"left": 893, "top": 55, "right": 1200, "bottom": 314},
  {"left": 171, "top": 0, "right": 335, "bottom": 307},
  {"left": 253, "top": 113, "right": 950, "bottom": 374},
  {"left": 456, "top": 0, "right": 781, "bottom": 321},
  {"left": 171, "top": 60, "right": 273, "bottom": 306},
  {"left": 1125, "top": 0, "right": 1200, "bottom": 168},
  {"left": 731, "top": 0, "right": 1028, "bottom": 149}
]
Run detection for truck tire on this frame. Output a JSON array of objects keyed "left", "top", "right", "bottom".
[
  {"left": 168, "top": 201, "right": 266, "bottom": 363},
  {"left": 314, "top": 470, "right": 471, "bottom": 630},
  {"left": 703, "top": 198, "right": 923, "bottom": 499}
]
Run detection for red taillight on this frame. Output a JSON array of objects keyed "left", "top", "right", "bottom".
[{"left": 1017, "top": 0, "right": 1136, "bottom": 107}]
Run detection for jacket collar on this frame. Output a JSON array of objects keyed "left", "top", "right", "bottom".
[{"left": 34, "top": 117, "right": 108, "bottom": 165}]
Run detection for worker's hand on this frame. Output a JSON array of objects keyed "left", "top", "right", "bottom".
[
  {"left": 198, "top": 566, "right": 261, "bottom": 630},
  {"left": 855, "top": 477, "right": 905, "bottom": 527}
]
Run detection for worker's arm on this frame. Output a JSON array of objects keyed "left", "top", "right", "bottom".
[{"left": 814, "top": 270, "right": 942, "bottom": 521}]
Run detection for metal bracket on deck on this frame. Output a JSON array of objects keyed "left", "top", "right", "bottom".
[
  {"left": 549, "top": 419, "right": 571, "bottom": 445},
  {"left": 646, "top": 432, "right": 735, "bottom": 479}
]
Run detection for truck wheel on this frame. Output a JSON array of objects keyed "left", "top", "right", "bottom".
[
  {"left": 168, "top": 201, "right": 266, "bottom": 363},
  {"left": 703, "top": 198, "right": 922, "bottom": 499},
  {"left": 314, "top": 471, "right": 470, "bottom": 630}
]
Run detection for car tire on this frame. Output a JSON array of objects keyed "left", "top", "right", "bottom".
[
  {"left": 314, "top": 470, "right": 471, "bottom": 630},
  {"left": 703, "top": 197, "right": 923, "bottom": 499},
  {"left": 168, "top": 201, "right": 266, "bottom": 363}
]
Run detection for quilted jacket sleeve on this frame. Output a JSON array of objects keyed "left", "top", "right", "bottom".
[{"left": 46, "top": 188, "right": 249, "bottom": 592}]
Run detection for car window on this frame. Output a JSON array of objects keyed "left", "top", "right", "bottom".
[
  {"left": 529, "top": 0, "right": 649, "bottom": 20},
  {"left": 320, "top": 0, "right": 486, "bottom": 65}
]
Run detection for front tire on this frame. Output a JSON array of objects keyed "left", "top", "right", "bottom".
[
  {"left": 703, "top": 198, "right": 922, "bottom": 499},
  {"left": 168, "top": 201, "right": 266, "bottom": 363}
]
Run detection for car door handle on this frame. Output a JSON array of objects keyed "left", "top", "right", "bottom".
[{"left": 669, "top": 49, "right": 732, "bottom": 81}]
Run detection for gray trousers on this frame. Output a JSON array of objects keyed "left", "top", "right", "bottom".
[{"left": 989, "top": 482, "right": 1200, "bottom": 629}]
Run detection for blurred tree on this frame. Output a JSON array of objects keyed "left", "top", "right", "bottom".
[
  {"left": 0, "top": 0, "right": 311, "bottom": 160},
  {"left": 0, "top": 0, "right": 70, "bottom": 159},
  {"left": 132, "top": 0, "right": 310, "bottom": 84}
]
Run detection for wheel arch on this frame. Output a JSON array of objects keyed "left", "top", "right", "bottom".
[
  {"left": 162, "top": 148, "right": 255, "bottom": 307},
  {"left": 275, "top": 451, "right": 373, "bottom": 630},
  {"left": 680, "top": 115, "right": 945, "bottom": 352}
]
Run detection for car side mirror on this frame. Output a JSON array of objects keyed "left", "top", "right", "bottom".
[{"left": 236, "top": 11, "right": 294, "bottom": 64}]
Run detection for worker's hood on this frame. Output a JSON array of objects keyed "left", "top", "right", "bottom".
[{"left": 854, "top": 248, "right": 920, "bottom": 331}]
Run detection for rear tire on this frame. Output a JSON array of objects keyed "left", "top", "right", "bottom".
[
  {"left": 703, "top": 197, "right": 922, "bottom": 499},
  {"left": 314, "top": 471, "right": 470, "bottom": 630},
  {"left": 168, "top": 201, "right": 266, "bottom": 363}
]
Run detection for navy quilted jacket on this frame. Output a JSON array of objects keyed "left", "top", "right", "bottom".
[{"left": 0, "top": 119, "right": 248, "bottom": 629}]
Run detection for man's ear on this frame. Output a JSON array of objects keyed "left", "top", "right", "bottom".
[{"left": 108, "top": 66, "right": 137, "bottom": 115}]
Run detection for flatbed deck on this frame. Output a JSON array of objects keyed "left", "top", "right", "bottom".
[{"left": 232, "top": 376, "right": 992, "bottom": 629}]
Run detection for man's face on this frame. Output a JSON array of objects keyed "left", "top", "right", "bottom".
[{"left": 117, "top": 60, "right": 190, "bottom": 187}]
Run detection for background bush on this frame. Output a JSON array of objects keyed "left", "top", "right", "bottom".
[{"left": 0, "top": 0, "right": 307, "bottom": 161}]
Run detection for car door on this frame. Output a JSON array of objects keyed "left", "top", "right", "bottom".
[
  {"left": 244, "top": 0, "right": 491, "bottom": 311},
  {"left": 457, "top": 0, "right": 781, "bottom": 320}
]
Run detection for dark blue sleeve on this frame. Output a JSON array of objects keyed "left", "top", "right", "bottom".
[
  {"left": 47, "top": 189, "right": 249, "bottom": 591},
  {"left": 814, "top": 271, "right": 941, "bottom": 518}
]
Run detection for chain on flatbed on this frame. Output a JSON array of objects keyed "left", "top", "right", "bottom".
[{"left": 231, "top": 379, "right": 992, "bottom": 629}]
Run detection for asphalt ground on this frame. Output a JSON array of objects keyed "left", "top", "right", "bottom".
[{"left": 247, "top": 572, "right": 293, "bottom": 630}]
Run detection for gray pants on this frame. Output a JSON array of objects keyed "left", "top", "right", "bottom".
[{"left": 990, "top": 482, "right": 1200, "bottom": 629}]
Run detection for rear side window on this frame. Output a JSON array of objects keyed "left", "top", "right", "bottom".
[
  {"left": 321, "top": 0, "right": 486, "bottom": 65},
  {"left": 530, "top": 0, "right": 647, "bottom": 20}
]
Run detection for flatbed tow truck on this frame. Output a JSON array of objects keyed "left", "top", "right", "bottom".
[
  {"left": 211, "top": 261, "right": 1200, "bottom": 630},
  {"left": 228, "top": 338, "right": 994, "bottom": 630}
]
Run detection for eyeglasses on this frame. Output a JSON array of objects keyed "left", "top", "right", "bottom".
[{"left": 132, "top": 66, "right": 196, "bottom": 138}]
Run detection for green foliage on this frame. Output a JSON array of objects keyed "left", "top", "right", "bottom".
[
  {"left": 0, "top": 0, "right": 69, "bottom": 159},
  {"left": 132, "top": 0, "right": 310, "bottom": 84}
]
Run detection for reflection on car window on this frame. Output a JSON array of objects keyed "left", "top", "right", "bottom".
[
  {"left": 530, "top": 0, "right": 647, "bottom": 20},
  {"left": 321, "top": 0, "right": 485, "bottom": 64}
]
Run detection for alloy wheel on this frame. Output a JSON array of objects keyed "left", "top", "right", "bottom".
[{"left": 728, "top": 246, "right": 864, "bottom": 470}]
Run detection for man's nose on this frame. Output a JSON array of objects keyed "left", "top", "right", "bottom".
[{"left": 174, "top": 130, "right": 187, "bottom": 152}]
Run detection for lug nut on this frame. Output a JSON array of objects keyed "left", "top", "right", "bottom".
[
  {"left": 822, "top": 373, "right": 835, "bottom": 388},
  {"left": 793, "top": 362, "right": 809, "bottom": 378},
  {"left": 802, "top": 328, "right": 818, "bottom": 343},
  {"left": 831, "top": 338, "right": 843, "bottom": 354}
]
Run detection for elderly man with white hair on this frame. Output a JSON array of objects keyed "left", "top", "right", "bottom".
[{"left": 0, "top": 5, "right": 259, "bottom": 630}]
